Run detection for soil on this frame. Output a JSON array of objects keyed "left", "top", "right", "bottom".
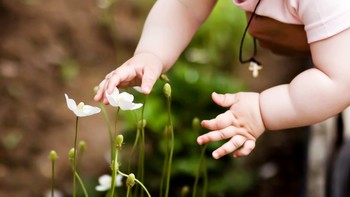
[{"left": 0, "top": 0, "right": 313, "bottom": 197}]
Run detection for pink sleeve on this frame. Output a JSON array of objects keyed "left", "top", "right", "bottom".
[
  {"left": 232, "top": 0, "right": 350, "bottom": 43},
  {"left": 297, "top": 0, "right": 350, "bottom": 43}
]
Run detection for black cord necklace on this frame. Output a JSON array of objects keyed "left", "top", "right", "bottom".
[{"left": 239, "top": 0, "right": 262, "bottom": 78}]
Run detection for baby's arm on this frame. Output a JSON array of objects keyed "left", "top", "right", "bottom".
[
  {"left": 94, "top": 0, "right": 217, "bottom": 102},
  {"left": 198, "top": 28, "right": 350, "bottom": 159},
  {"left": 261, "top": 28, "right": 350, "bottom": 130}
]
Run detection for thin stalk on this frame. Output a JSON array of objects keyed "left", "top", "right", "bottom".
[
  {"left": 202, "top": 155, "right": 208, "bottom": 197},
  {"left": 159, "top": 127, "right": 169, "bottom": 197},
  {"left": 192, "top": 144, "right": 208, "bottom": 197},
  {"left": 71, "top": 165, "right": 89, "bottom": 197},
  {"left": 51, "top": 159, "right": 55, "bottom": 197},
  {"left": 73, "top": 117, "right": 79, "bottom": 197},
  {"left": 164, "top": 96, "right": 174, "bottom": 197},
  {"left": 138, "top": 125, "right": 145, "bottom": 197},
  {"left": 128, "top": 127, "right": 140, "bottom": 172},
  {"left": 110, "top": 148, "right": 119, "bottom": 197},
  {"left": 100, "top": 103, "right": 113, "bottom": 161},
  {"left": 126, "top": 187, "right": 131, "bottom": 197},
  {"left": 114, "top": 108, "right": 120, "bottom": 139},
  {"left": 139, "top": 97, "right": 147, "bottom": 197}
]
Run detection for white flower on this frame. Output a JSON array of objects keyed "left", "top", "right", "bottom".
[
  {"left": 65, "top": 94, "right": 101, "bottom": 117},
  {"left": 105, "top": 88, "right": 143, "bottom": 110},
  {"left": 44, "top": 189, "right": 64, "bottom": 197},
  {"left": 95, "top": 174, "right": 123, "bottom": 191}
]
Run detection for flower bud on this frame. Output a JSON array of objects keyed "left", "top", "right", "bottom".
[
  {"left": 126, "top": 173, "right": 136, "bottom": 188},
  {"left": 160, "top": 74, "right": 170, "bottom": 82},
  {"left": 79, "top": 140, "right": 87, "bottom": 152},
  {"left": 192, "top": 117, "right": 201, "bottom": 133},
  {"left": 163, "top": 83, "right": 171, "bottom": 98},
  {"left": 68, "top": 148, "right": 75, "bottom": 160},
  {"left": 181, "top": 185, "right": 190, "bottom": 196},
  {"left": 137, "top": 119, "right": 147, "bottom": 129},
  {"left": 49, "top": 150, "right": 58, "bottom": 161},
  {"left": 115, "top": 135, "right": 124, "bottom": 148}
]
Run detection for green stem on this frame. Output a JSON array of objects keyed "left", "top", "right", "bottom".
[
  {"left": 138, "top": 125, "right": 145, "bottom": 197},
  {"left": 159, "top": 127, "right": 169, "bottom": 197},
  {"left": 139, "top": 97, "right": 146, "bottom": 197},
  {"left": 128, "top": 127, "right": 140, "bottom": 172},
  {"left": 192, "top": 144, "right": 208, "bottom": 197},
  {"left": 74, "top": 170, "right": 89, "bottom": 197},
  {"left": 100, "top": 103, "right": 113, "bottom": 161},
  {"left": 114, "top": 107, "right": 120, "bottom": 139},
  {"left": 73, "top": 117, "right": 79, "bottom": 197},
  {"left": 165, "top": 96, "right": 174, "bottom": 197},
  {"left": 202, "top": 155, "right": 208, "bottom": 197},
  {"left": 51, "top": 159, "right": 55, "bottom": 197},
  {"left": 126, "top": 187, "right": 131, "bottom": 197},
  {"left": 118, "top": 170, "right": 151, "bottom": 197},
  {"left": 110, "top": 147, "right": 119, "bottom": 197}
]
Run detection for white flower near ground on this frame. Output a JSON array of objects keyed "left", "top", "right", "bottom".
[
  {"left": 95, "top": 174, "right": 123, "bottom": 191},
  {"left": 105, "top": 88, "right": 143, "bottom": 110},
  {"left": 65, "top": 94, "right": 101, "bottom": 117},
  {"left": 44, "top": 189, "right": 64, "bottom": 197}
]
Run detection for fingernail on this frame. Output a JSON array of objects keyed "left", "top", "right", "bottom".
[
  {"left": 143, "top": 87, "right": 151, "bottom": 94},
  {"left": 212, "top": 153, "right": 219, "bottom": 159},
  {"left": 197, "top": 138, "right": 202, "bottom": 145}
]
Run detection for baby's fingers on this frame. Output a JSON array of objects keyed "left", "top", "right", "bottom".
[
  {"left": 106, "top": 65, "right": 137, "bottom": 94},
  {"left": 212, "top": 135, "right": 246, "bottom": 159},
  {"left": 197, "top": 126, "right": 244, "bottom": 145},
  {"left": 233, "top": 140, "right": 255, "bottom": 158},
  {"left": 94, "top": 79, "right": 108, "bottom": 103},
  {"left": 201, "top": 110, "right": 239, "bottom": 130}
]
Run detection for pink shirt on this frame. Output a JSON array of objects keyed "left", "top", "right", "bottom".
[{"left": 232, "top": 0, "right": 350, "bottom": 43}]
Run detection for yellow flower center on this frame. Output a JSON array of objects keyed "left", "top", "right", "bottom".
[{"left": 77, "top": 102, "right": 85, "bottom": 110}]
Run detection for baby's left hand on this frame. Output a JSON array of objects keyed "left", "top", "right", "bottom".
[{"left": 197, "top": 92, "right": 265, "bottom": 159}]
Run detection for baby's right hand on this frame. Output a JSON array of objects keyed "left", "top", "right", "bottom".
[{"left": 94, "top": 52, "right": 164, "bottom": 104}]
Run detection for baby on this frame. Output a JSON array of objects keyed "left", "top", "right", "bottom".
[{"left": 94, "top": 0, "right": 350, "bottom": 159}]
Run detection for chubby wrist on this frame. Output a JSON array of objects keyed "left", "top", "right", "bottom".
[
  {"left": 134, "top": 51, "right": 169, "bottom": 73},
  {"left": 252, "top": 93, "right": 266, "bottom": 135}
]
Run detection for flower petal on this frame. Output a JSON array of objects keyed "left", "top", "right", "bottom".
[
  {"left": 119, "top": 92, "right": 134, "bottom": 102},
  {"left": 105, "top": 88, "right": 120, "bottom": 107},
  {"left": 118, "top": 99, "right": 135, "bottom": 110},
  {"left": 116, "top": 174, "right": 123, "bottom": 187},
  {"left": 95, "top": 174, "right": 112, "bottom": 191},
  {"left": 131, "top": 103, "right": 143, "bottom": 110},
  {"left": 65, "top": 94, "right": 77, "bottom": 111},
  {"left": 95, "top": 185, "right": 110, "bottom": 191},
  {"left": 98, "top": 174, "right": 112, "bottom": 185},
  {"left": 82, "top": 105, "right": 101, "bottom": 116}
]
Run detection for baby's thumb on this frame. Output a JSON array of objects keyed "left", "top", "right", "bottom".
[{"left": 212, "top": 92, "right": 237, "bottom": 107}]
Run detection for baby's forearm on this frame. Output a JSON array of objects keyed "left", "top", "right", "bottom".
[
  {"left": 135, "top": 0, "right": 216, "bottom": 72},
  {"left": 260, "top": 68, "right": 350, "bottom": 130}
]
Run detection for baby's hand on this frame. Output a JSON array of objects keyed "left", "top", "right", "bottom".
[
  {"left": 94, "top": 53, "right": 163, "bottom": 104},
  {"left": 197, "top": 92, "right": 265, "bottom": 159}
]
